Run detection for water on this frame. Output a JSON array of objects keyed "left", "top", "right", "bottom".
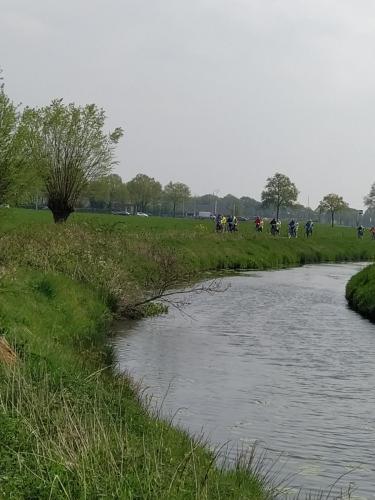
[{"left": 112, "top": 263, "right": 375, "bottom": 497}]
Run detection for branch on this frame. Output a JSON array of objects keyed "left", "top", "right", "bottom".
[{"left": 130, "top": 279, "right": 230, "bottom": 309}]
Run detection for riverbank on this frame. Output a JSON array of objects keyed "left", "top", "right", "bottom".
[
  {"left": 1, "top": 209, "right": 375, "bottom": 497},
  {"left": 346, "top": 263, "right": 375, "bottom": 321},
  {"left": 2, "top": 210, "right": 375, "bottom": 310},
  {"left": 0, "top": 269, "right": 269, "bottom": 498}
]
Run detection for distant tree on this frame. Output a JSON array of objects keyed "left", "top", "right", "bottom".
[
  {"left": 196, "top": 194, "right": 212, "bottom": 211},
  {"left": 106, "top": 174, "right": 126, "bottom": 209},
  {"left": 112, "top": 180, "right": 128, "bottom": 209},
  {"left": 126, "top": 173, "right": 162, "bottom": 213},
  {"left": 12, "top": 170, "right": 45, "bottom": 208},
  {"left": 364, "top": 182, "right": 375, "bottom": 209},
  {"left": 240, "top": 196, "right": 261, "bottom": 217},
  {"left": 86, "top": 177, "right": 111, "bottom": 208},
  {"left": 318, "top": 193, "right": 348, "bottom": 227},
  {"left": 20, "top": 99, "right": 123, "bottom": 222},
  {"left": 261, "top": 172, "right": 299, "bottom": 220},
  {"left": 221, "top": 194, "right": 240, "bottom": 215},
  {"left": 164, "top": 181, "right": 191, "bottom": 217},
  {"left": 84, "top": 174, "right": 128, "bottom": 209}
]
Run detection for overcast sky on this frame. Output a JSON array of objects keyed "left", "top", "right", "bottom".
[{"left": 1, "top": 0, "right": 375, "bottom": 208}]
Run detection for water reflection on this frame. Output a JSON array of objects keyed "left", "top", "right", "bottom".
[{"left": 112, "top": 263, "right": 375, "bottom": 497}]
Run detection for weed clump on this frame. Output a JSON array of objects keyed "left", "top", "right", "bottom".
[{"left": 31, "top": 276, "right": 56, "bottom": 299}]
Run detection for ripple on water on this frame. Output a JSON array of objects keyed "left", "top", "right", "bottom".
[{"left": 113, "top": 263, "right": 375, "bottom": 498}]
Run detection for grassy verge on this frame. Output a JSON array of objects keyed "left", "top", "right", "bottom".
[
  {"left": 1, "top": 209, "right": 375, "bottom": 498},
  {"left": 346, "top": 264, "right": 375, "bottom": 321},
  {"left": 1, "top": 210, "right": 375, "bottom": 308},
  {"left": 0, "top": 270, "right": 269, "bottom": 498}
]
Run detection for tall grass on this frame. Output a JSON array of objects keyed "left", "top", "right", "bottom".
[
  {"left": 0, "top": 270, "right": 272, "bottom": 498},
  {"left": 1, "top": 209, "right": 374, "bottom": 315}
]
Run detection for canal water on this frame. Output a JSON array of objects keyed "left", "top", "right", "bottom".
[{"left": 112, "top": 263, "right": 375, "bottom": 497}]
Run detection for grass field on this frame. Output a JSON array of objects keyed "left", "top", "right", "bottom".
[
  {"left": 0, "top": 208, "right": 374, "bottom": 498},
  {"left": 1, "top": 209, "right": 375, "bottom": 318},
  {"left": 2, "top": 209, "right": 375, "bottom": 287}
]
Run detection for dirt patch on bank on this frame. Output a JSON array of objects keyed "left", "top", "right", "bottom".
[{"left": 0, "top": 337, "right": 17, "bottom": 366}]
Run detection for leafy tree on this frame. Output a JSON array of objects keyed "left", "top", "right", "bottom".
[
  {"left": 240, "top": 196, "right": 261, "bottom": 216},
  {"left": 261, "top": 172, "right": 299, "bottom": 220},
  {"left": 220, "top": 194, "right": 240, "bottom": 215},
  {"left": 164, "top": 181, "right": 191, "bottom": 217},
  {"left": 364, "top": 182, "right": 375, "bottom": 209},
  {"left": 20, "top": 99, "right": 123, "bottom": 222},
  {"left": 318, "top": 193, "right": 348, "bottom": 227},
  {"left": 85, "top": 178, "right": 111, "bottom": 208},
  {"left": 110, "top": 178, "right": 128, "bottom": 209},
  {"left": 0, "top": 78, "right": 19, "bottom": 203},
  {"left": 12, "top": 170, "right": 45, "bottom": 208},
  {"left": 195, "top": 194, "right": 212, "bottom": 212},
  {"left": 107, "top": 174, "right": 124, "bottom": 209},
  {"left": 86, "top": 174, "right": 127, "bottom": 209},
  {"left": 126, "top": 174, "right": 162, "bottom": 213}
]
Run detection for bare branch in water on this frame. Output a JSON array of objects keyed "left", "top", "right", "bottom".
[
  {"left": 118, "top": 244, "right": 231, "bottom": 316},
  {"left": 132, "top": 279, "right": 230, "bottom": 309}
]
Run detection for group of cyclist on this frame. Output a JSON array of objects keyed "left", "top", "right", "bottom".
[
  {"left": 255, "top": 216, "right": 314, "bottom": 238},
  {"left": 215, "top": 214, "right": 239, "bottom": 233},
  {"left": 215, "top": 214, "right": 375, "bottom": 240},
  {"left": 357, "top": 224, "right": 375, "bottom": 239}
]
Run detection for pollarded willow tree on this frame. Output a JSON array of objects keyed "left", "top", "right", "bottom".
[
  {"left": 20, "top": 99, "right": 123, "bottom": 222},
  {"left": 261, "top": 172, "right": 299, "bottom": 220}
]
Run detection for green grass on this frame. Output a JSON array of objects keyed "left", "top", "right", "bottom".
[
  {"left": 1, "top": 209, "right": 375, "bottom": 298},
  {"left": 1, "top": 208, "right": 375, "bottom": 498},
  {"left": 346, "top": 263, "right": 375, "bottom": 321},
  {"left": 0, "top": 270, "right": 270, "bottom": 499}
]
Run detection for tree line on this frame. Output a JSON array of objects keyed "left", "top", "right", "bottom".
[
  {"left": 2, "top": 73, "right": 375, "bottom": 225},
  {"left": 79, "top": 172, "right": 371, "bottom": 228}
]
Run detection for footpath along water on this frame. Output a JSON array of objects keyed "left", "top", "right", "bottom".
[{"left": 113, "top": 263, "right": 375, "bottom": 497}]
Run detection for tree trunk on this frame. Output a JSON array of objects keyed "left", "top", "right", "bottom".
[
  {"left": 140, "top": 202, "right": 147, "bottom": 213},
  {"left": 331, "top": 211, "right": 334, "bottom": 227},
  {"left": 48, "top": 198, "right": 74, "bottom": 223},
  {"left": 173, "top": 201, "right": 176, "bottom": 217},
  {"left": 276, "top": 203, "right": 280, "bottom": 221}
]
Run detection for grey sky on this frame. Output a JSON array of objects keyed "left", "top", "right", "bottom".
[{"left": 1, "top": 0, "right": 375, "bottom": 208}]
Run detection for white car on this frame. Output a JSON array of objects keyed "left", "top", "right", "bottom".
[
  {"left": 112, "top": 211, "right": 131, "bottom": 216},
  {"left": 136, "top": 212, "right": 149, "bottom": 217}
]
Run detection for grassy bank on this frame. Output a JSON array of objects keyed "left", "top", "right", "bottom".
[
  {"left": 1, "top": 209, "right": 375, "bottom": 498},
  {"left": 1, "top": 209, "right": 375, "bottom": 310},
  {"left": 346, "top": 264, "right": 375, "bottom": 321},
  {"left": 0, "top": 270, "right": 269, "bottom": 498}
]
